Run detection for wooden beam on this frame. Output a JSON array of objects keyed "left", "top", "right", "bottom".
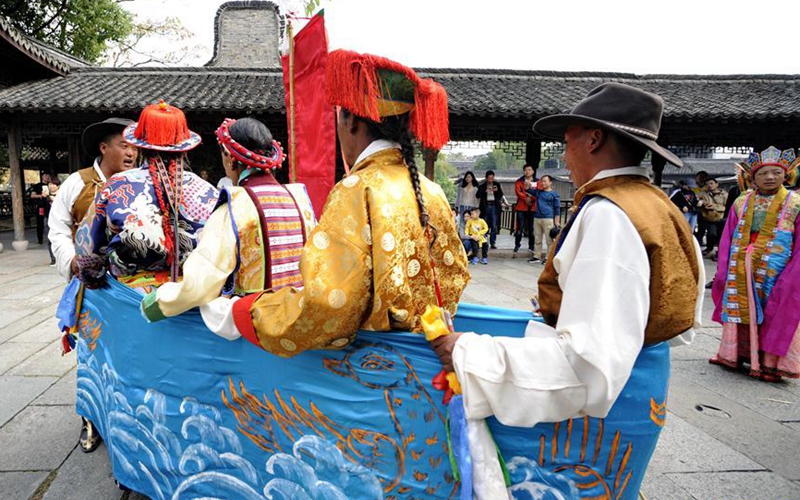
[
  {"left": 8, "top": 122, "right": 28, "bottom": 250},
  {"left": 423, "top": 148, "right": 437, "bottom": 180},
  {"left": 67, "top": 135, "right": 80, "bottom": 173}
]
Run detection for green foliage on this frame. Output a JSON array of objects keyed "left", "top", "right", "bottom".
[
  {"left": 416, "top": 152, "right": 457, "bottom": 204},
  {"left": 1, "top": 0, "right": 133, "bottom": 63}
]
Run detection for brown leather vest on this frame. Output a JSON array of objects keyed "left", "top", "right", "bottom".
[
  {"left": 538, "top": 175, "right": 699, "bottom": 344},
  {"left": 70, "top": 167, "right": 104, "bottom": 238}
]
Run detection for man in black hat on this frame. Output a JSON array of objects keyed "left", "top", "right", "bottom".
[
  {"left": 49, "top": 118, "right": 136, "bottom": 282},
  {"left": 431, "top": 83, "right": 704, "bottom": 437},
  {"left": 48, "top": 118, "right": 135, "bottom": 452}
]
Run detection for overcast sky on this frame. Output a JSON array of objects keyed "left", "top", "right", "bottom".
[{"left": 124, "top": 0, "right": 797, "bottom": 75}]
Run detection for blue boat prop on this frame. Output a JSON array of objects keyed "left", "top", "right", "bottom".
[{"left": 67, "top": 278, "right": 669, "bottom": 499}]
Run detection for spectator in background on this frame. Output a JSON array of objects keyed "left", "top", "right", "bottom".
[
  {"left": 693, "top": 170, "right": 710, "bottom": 246},
  {"left": 458, "top": 210, "right": 473, "bottom": 258},
  {"left": 455, "top": 170, "right": 479, "bottom": 231},
  {"left": 528, "top": 174, "right": 561, "bottom": 264},
  {"left": 30, "top": 172, "right": 52, "bottom": 245},
  {"left": 669, "top": 179, "right": 699, "bottom": 231},
  {"left": 513, "top": 164, "right": 537, "bottom": 253},
  {"left": 45, "top": 177, "right": 60, "bottom": 266},
  {"left": 698, "top": 176, "right": 728, "bottom": 260},
  {"left": 476, "top": 170, "right": 506, "bottom": 249},
  {"left": 199, "top": 169, "right": 210, "bottom": 182},
  {"left": 465, "top": 207, "right": 489, "bottom": 265}
]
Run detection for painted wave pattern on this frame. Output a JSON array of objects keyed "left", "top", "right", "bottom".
[
  {"left": 506, "top": 456, "right": 580, "bottom": 500},
  {"left": 76, "top": 341, "right": 581, "bottom": 500},
  {"left": 75, "top": 342, "right": 383, "bottom": 500}
]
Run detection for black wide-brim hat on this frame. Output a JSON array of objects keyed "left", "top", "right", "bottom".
[
  {"left": 81, "top": 118, "right": 134, "bottom": 157},
  {"left": 533, "top": 82, "right": 683, "bottom": 168}
]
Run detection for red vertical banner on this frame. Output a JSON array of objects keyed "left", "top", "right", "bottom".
[{"left": 281, "top": 11, "right": 335, "bottom": 217}]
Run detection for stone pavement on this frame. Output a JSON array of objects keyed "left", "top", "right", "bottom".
[{"left": 1, "top": 229, "right": 799, "bottom": 500}]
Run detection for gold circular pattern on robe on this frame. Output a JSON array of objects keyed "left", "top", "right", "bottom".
[
  {"left": 313, "top": 231, "right": 330, "bottom": 250},
  {"left": 361, "top": 224, "right": 372, "bottom": 245},
  {"left": 374, "top": 296, "right": 382, "bottom": 312},
  {"left": 298, "top": 297, "right": 305, "bottom": 309},
  {"left": 328, "top": 289, "right": 347, "bottom": 309},
  {"left": 365, "top": 255, "right": 373, "bottom": 270},
  {"left": 381, "top": 232, "right": 396, "bottom": 252},
  {"left": 381, "top": 204, "right": 393, "bottom": 218},
  {"left": 390, "top": 184, "right": 403, "bottom": 200},
  {"left": 342, "top": 174, "right": 360, "bottom": 188},
  {"left": 443, "top": 250, "right": 455, "bottom": 266},
  {"left": 331, "top": 338, "right": 350, "bottom": 347},
  {"left": 407, "top": 259, "right": 421, "bottom": 278},
  {"left": 280, "top": 339, "right": 297, "bottom": 352}
]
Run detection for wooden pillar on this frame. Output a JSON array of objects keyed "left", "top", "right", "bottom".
[
  {"left": 525, "top": 134, "right": 542, "bottom": 176},
  {"left": 423, "top": 148, "right": 437, "bottom": 180},
  {"left": 8, "top": 122, "right": 28, "bottom": 251},
  {"left": 652, "top": 153, "right": 666, "bottom": 187},
  {"left": 67, "top": 135, "right": 80, "bottom": 173}
]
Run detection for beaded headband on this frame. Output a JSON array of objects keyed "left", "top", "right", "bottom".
[{"left": 215, "top": 118, "right": 285, "bottom": 170}]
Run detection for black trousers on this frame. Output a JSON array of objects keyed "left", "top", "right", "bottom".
[
  {"left": 514, "top": 210, "right": 534, "bottom": 250},
  {"left": 36, "top": 208, "right": 47, "bottom": 244},
  {"left": 468, "top": 240, "right": 488, "bottom": 258}
]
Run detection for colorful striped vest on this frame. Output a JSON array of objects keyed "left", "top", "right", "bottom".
[{"left": 219, "top": 174, "right": 316, "bottom": 294}]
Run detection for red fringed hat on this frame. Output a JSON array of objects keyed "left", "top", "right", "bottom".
[
  {"left": 325, "top": 50, "right": 450, "bottom": 150},
  {"left": 123, "top": 100, "right": 201, "bottom": 152}
]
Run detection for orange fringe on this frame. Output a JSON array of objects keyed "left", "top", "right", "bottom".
[
  {"left": 325, "top": 50, "right": 450, "bottom": 150},
  {"left": 134, "top": 100, "right": 190, "bottom": 147}
]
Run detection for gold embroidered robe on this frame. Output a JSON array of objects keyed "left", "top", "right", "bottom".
[{"left": 237, "top": 148, "right": 470, "bottom": 357}]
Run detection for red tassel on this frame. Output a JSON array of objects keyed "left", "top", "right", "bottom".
[
  {"left": 134, "top": 100, "right": 190, "bottom": 147},
  {"left": 325, "top": 50, "right": 450, "bottom": 149},
  {"left": 411, "top": 79, "right": 450, "bottom": 150}
]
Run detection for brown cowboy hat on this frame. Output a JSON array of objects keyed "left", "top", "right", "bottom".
[
  {"left": 533, "top": 82, "right": 683, "bottom": 168},
  {"left": 81, "top": 117, "right": 134, "bottom": 157}
]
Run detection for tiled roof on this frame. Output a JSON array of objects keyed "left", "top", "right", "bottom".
[
  {"left": 0, "top": 16, "right": 88, "bottom": 76},
  {"left": 418, "top": 68, "right": 800, "bottom": 121},
  {"left": 1, "top": 65, "right": 799, "bottom": 122},
  {"left": 0, "top": 67, "right": 286, "bottom": 112}
]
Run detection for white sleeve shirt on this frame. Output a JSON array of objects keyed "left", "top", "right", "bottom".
[
  {"left": 452, "top": 165, "right": 704, "bottom": 428},
  {"left": 48, "top": 161, "right": 106, "bottom": 281}
]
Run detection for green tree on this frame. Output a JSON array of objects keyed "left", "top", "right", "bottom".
[
  {"left": 1, "top": 0, "right": 133, "bottom": 63},
  {"left": 414, "top": 153, "right": 458, "bottom": 204}
]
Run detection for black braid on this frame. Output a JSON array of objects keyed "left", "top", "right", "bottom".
[{"left": 362, "top": 113, "right": 438, "bottom": 243}]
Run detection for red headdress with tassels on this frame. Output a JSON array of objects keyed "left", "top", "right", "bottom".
[{"left": 324, "top": 50, "right": 450, "bottom": 150}]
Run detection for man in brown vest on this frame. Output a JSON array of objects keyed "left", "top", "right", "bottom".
[
  {"left": 48, "top": 117, "right": 136, "bottom": 453},
  {"left": 49, "top": 118, "right": 136, "bottom": 281},
  {"left": 431, "top": 83, "right": 704, "bottom": 427}
]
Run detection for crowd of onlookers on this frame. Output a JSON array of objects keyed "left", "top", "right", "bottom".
[
  {"left": 455, "top": 166, "right": 561, "bottom": 265},
  {"left": 669, "top": 170, "right": 740, "bottom": 265}
]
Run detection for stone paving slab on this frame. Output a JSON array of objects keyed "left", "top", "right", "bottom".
[
  {"left": 639, "top": 470, "right": 697, "bottom": 500},
  {"left": 0, "top": 471, "right": 49, "bottom": 500},
  {"left": 8, "top": 339, "right": 76, "bottom": 377},
  {"left": 668, "top": 375, "right": 800, "bottom": 481},
  {"left": 33, "top": 367, "right": 76, "bottom": 407},
  {"left": 673, "top": 359, "right": 800, "bottom": 423},
  {"left": 0, "top": 376, "right": 58, "bottom": 428},
  {"left": 648, "top": 412, "right": 765, "bottom": 474},
  {"left": 0, "top": 304, "right": 57, "bottom": 344},
  {"left": 0, "top": 405, "right": 80, "bottom": 471},
  {"left": 41, "top": 444, "right": 124, "bottom": 500},
  {"left": 0, "top": 342, "right": 48, "bottom": 375},
  {"left": 664, "top": 470, "right": 800, "bottom": 500},
  {"left": 8, "top": 317, "right": 61, "bottom": 344}
]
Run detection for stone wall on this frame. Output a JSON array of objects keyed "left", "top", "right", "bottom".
[{"left": 207, "top": 1, "right": 282, "bottom": 68}]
